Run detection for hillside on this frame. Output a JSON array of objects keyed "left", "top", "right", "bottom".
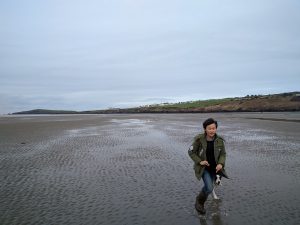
[
  {"left": 12, "top": 109, "right": 79, "bottom": 115},
  {"left": 12, "top": 92, "right": 300, "bottom": 114}
]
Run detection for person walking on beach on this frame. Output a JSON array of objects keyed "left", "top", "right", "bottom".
[{"left": 188, "top": 118, "right": 228, "bottom": 214}]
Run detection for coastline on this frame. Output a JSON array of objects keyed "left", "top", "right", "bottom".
[
  {"left": 10, "top": 92, "right": 300, "bottom": 115},
  {"left": 0, "top": 113, "right": 299, "bottom": 225}
]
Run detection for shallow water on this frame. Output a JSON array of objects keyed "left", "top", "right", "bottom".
[{"left": 0, "top": 113, "right": 300, "bottom": 225}]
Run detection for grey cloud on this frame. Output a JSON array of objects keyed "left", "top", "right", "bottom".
[{"left": 0, "top": 0, "right": 299, "bottom": 114}]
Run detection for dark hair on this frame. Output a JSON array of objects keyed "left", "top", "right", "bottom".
[{"left": 203, "top": 118, "right": 218, "bottom": 129}]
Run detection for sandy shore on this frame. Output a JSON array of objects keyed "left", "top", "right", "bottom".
[{"left": 0, "top": 112, "right": 299, "bottom": 225}]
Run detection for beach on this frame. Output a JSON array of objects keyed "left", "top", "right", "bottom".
[{"left": 0, "top": 112, "right": 299, "bottom": 225}]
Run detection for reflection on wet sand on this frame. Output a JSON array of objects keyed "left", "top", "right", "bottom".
[
  {"left": 0, "top": 113, "right": 299, "bottom": 225},
  {"left": 193, "top": 196, "right": 225, "bottom": 225}
]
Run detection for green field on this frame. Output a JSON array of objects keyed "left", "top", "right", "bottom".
[{"left": 149, "top": 98, "right": 233, "bottom": 109}]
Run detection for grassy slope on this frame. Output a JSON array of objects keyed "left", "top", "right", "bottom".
[
  {"left": 148, "top": 98, "right": 233, "bottom": 109},
  {"left": 138, "top": 92, "right": 300, "bottom": 112},
  {"left": 11, "top": 92, "right": 300, "bottom": 114}
]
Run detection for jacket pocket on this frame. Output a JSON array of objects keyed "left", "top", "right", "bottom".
[
  {"left": 194, "top": 164, "right": 201, "bottom": 173},
  {"left": 215, "top": 143, "right": 223, "bottom": 151}
]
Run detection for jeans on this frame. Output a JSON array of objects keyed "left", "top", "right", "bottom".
[{"left": 201, "top": 169, "right": 215, "bottom": 195}]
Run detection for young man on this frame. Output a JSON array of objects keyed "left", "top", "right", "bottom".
[{"left": 188, "top": 118, "right": 228, "bottom": 214}]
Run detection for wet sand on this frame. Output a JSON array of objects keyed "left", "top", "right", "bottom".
[{"left": 0, "top": 112, "right": 299, "bottom": 225}]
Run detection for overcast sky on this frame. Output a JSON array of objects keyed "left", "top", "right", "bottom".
[{"left": 1, "top": 0, "right": 300, "bottom": 114}]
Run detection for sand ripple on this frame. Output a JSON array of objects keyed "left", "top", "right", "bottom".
[{"left": 0, "top": 113, "right": 299, "bottom": 225}]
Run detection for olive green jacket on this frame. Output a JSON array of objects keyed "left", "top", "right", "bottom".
[{"left": 188, "top": 133, "right": 228, "bottom": 180}]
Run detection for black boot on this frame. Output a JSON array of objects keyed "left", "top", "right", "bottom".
[{"left": 195, "top": 191, "right": 208, "bottom": 214}]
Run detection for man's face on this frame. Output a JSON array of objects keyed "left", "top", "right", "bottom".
[{"left": 205, "top": 123, "right": 217, "bottom": 138}]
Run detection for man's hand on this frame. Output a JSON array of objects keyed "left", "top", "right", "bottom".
[
  {"left": 200, "top": 161, "right": 210, "bottom": 166},
  {"left": 216, "top": 164, "right": 223, "bottom": 172}
]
